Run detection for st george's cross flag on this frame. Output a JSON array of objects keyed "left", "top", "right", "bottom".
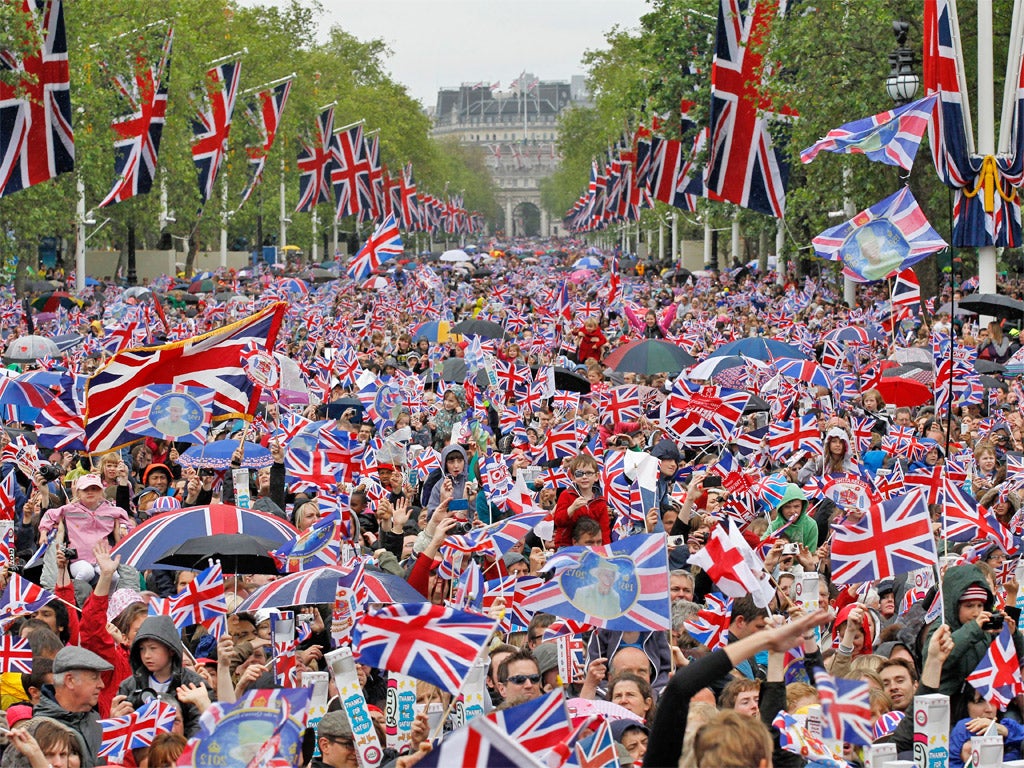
[
  {"left": 523, "top": 534, "right": 671, "bottom": 631},
  {"left": 353, "top": 603, "right": 497, "bottom": 694},
  {"left": 689, "top": 520, "right": 775, "bottom": 608},
  {"left": 347, "top": 213, "right": 403, "bottom": 280},
  {"left": 812, "top": 187, "right": 947, "bottom": 283},
  {"left": 830, "top": 489, "right": 937, "bottom": 585},
  {"left": 81, "top": 303, "right": 285, "bottom": 452},
  {"left": 801, "top": 93, "right": 937, "bottom": 170},
  {"left": 967, "top": 624, "right": 1024, "bottom": 708}
]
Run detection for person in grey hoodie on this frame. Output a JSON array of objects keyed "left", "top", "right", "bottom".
[
  {"left": 117, "top": 615, "right": 210, "bottom": 737},
  {"left": 425, "top": 444, "right": 469, "bottom": 517}
]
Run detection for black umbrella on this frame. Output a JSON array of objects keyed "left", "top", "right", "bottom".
[
  {"left": 975, "top": 359, "right": 1006, "bottom": 374},
  {"left": 437, "top": 357, "right": 488, "bottom": 387},
  {"left": 452, "top": 318, "right": 506, "bottom": 340},
  {"left": 662, "top": 268, "right": 692, "bottom": 283},
  {"left": 957, "top": 293, "right": 1024, "bottom": 320},
  {"left": 154, "top": 533, "right": 282, "bottom": 574},
  {"left": 980, "top": 374, "right": 1007, "bottom": 391},
  {"left": 744, "top": 393, "right": 771, "bottom": 413},
  {"left": 530, "top": 365, "right": 592, "bottom": 394}
]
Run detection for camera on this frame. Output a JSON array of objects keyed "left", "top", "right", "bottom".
[
  {"left": 453, "top": 521, "right": 473, "bottom": 535},
  {"left": 983, "top": 613, "right": 1005, "bottom": 631},
  {"left": 296, "top": 613, "right": 315, "bottom": 624},
  {"left": 199, "top": 468, "right": 214, "bottom": 478},
  {"left": 781, "top": 543, "right": 800, "bottom": 556},
  {"left": 38, "top": 463, "right": 62, "bottom": 482},
  {"left": 60, "top": 547, "right": 78, "bottom": 561},
  {"left": 128, "top": 688, "right": 158, "bottom": 709},
  {"left": 667, "top": 535, "right": 687, "bottom": 548}
]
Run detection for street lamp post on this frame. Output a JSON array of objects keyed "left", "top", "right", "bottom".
[{"left": 885, "top": 22, "right": 921, "bottom": 107}]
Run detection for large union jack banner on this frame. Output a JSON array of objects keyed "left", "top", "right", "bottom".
[
  {"left": 82, "top": 303, "right": 285, "bottom": 452},
  {"left": 190, "top": 59, "right": 241, "bottom": 204},
  {"left": 239, "top": 76, "right": 292, "bottom": 207},
  {"left": 296, "top": 105, "right": 334, "bottom": 212},
  {"left": 705, "top": 0, "right": 793, "bottom": 218},
  {"left": 98, "top": 26, "right": 173, "bottom": 208},
  {"left": 830, "top": 489, "right": 937, "bottom": 585},
  {"left": 353, "top": 603, "right": 497, "bottom": 694},
  {"left": 0, "top": 0, "right": 73, "bottom": 197}
]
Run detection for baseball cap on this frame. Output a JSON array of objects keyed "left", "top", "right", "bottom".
[{"left": 75, "top": 474, "right": 103, "bottom": 491}]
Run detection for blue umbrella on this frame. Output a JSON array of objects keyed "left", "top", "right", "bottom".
[
  {"left": 709, "top": 337, "right": 809, "bottom": 361},
  {"left": 84, "top": 277, "right": 101, "bottom": 287},
  {"left": 178, "top": 440, "right": 273, "bottom": 470},
  {"left": 572, "top": 255, "right": 603, "bottom": 270}
]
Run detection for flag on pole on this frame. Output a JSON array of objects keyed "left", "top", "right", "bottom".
[
  {"left": 346, "top": 213, "right": 403, "bottom": 280},
  {"left": 967, "top": 624, "right": 1024, "bottom": 708},
  {"left": 812, "top": 187, "right": 948, "bottom": 283}
]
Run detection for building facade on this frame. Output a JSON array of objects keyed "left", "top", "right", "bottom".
[{"left": 430, "top": 75, "right": 588, "bottom": 237}]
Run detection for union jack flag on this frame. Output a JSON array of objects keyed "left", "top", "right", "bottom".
[
  {"left": 123, "top": 384, "right": 215, "bottom": 443},
  {"left": 239, "top": 77, "right": 292, "bottom": 207},
  {"left": 682, "top": 593, "right": 732, "bottom": 650},
  {"left": 801, "top": 93, "right": 937, "bottom": 170},
  {"left": 353, "top": 603, "right": 497, "bottom": 694},
  {"left": 487, "top": 690, "right": 573, "bottom": 755},
  {"left": 98, "top": 26, "right": 172, "bottom": 207},
  {"left": 813, "top": 668, "right": 874, "bottom": 745},
  {"left": 662, "top": 380, "right": 750, "bottom": 446},
  {"left": 872, "top": 461, "right": 905, "bottom": 500},
  {"left": 0, "top": 634, "right": 32, "bottom": 673},
  {"left": 81, "top": 303, "right": 285, "bottom": 452},
  {"left": 98, "top": 699, "right": 177, "bottom": 761},
  {"left": 850, "top": 416, "right": 877, "bottom": 454},
  {"left": 705, "top": 0, "right": 793, "bottom": 217},
  {"left": 768, "top": 414, "right": 822, "bottom": 461},
  {"left": 541, "top": 419, "right": 583, "bottom": 462},
  {"left": 190, "top": 59, "right": 240, "bottom": 204},
  {"left": 0, "top": 573, "right": 54, "bottom": 629},
  {"left": 284, "top": 448, "right": 347, "bottom": 493},
  {"left": 409, "top": 447, "right": 441, "bottom": 482},
  {"left": 149, "top": 562, "right": 226, "bottom": 630},
  {"left": 891, "top": 268, "right": 921, "bottom": 309},
  {"left": 331, "top": 123, "right": 371, "bottom": 219},
  {"left": 296, "top": 105, "right": 334, "bottom": 212},
  {"left": 0, "top": 0, "right": 74, "bottom": 198},
  {"left": 882, "top": 425, "right": 923, "bottom": 459},
  {"left": 346, "top": 213, "right": 403, "bottom": 281},
  {"left": 272, "top": 510, "right": 343, "bottom": 572},
  {"left": 967, "top": 625, "right": 1024, "bottom": 709},
  {"left": 524, "top": 534, "right": 671, "bottom": 631},
  {"left": 598, "top": 385, "right": 642, "bottom": 424},
  {"left": 565, "top": 714, "right": 618, "bottom": 768},
  {"left": 830, "top": 490, "right": 937, "bottom": 585},
  {"left": 416, "top": 712, "right": 545, "bottom": 768}
]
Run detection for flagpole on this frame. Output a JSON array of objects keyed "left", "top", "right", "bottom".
[
  {"left": 86, "top": 18, "right": 170, "bottom": 47},
  {"left": 428, "top": 621, "right": 502, "bottom": 741},
  {"left": 205, "top": 48, "right": 248, "bottom": 68},
  {"left": 333, "top": 118, "right": 366, "bottom": 135},
  {"left": 240, "top": 72, "right": 296, "bottom": 96},
  {"left": 887, "top": 277, "right": 898, "bottom": 349}
]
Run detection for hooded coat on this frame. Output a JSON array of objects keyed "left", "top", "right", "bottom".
[
  {"left": 425, "top": 444, "right": 469, "bottom": 516},
  {"left": 763, "top": 484, "right": 819, "bottom": 550},
  {"left": 923, "top": 564, "right": 1024, "bottom": 699},
  {"left": 117, "top": 615, "right": 209, "bottom": 737},
  {"left": 33, "top": 693, "right": 102, "bottom": 767}
]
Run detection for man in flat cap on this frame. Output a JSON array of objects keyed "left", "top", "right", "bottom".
[
  {"left": 34, "top": 646, "right": 115, "bottom": 767},
  {"left": 313, "top": 710, "right": 358, "bottom": 768}
]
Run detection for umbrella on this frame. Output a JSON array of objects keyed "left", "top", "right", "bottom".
[
  {"left": 709, "top": 337, "right": 809, "bottom": 361},
  {"left": 110, "top": 504, "right": 298, "bottom": 571},
  {"left": 567, "top": 698, "right": 644, "bottom": 723},
  {"left": 687, "top": 355, "right": 766, "bottom": 380},
  {"left": 881, "top": 363, "right": 933, "bottom": 385},
  {"left": 873, "top": 377, "right": 932, "bottom": 407},
  {"left": 154, "top": 534, "right": 281, "bottom": 574},
  {"left": 31, "top": 292, "right": 82, "bottom": 312},
  {"left": 307, "top": 268, "right": 338, "bottom": 283},
  {"left": 0, "top": 377, "right": 53, "bottom": 409},
  {"left": 822, "top": 326, "right": 882, "bottom": 345},
  {"left": 51, "top": 334, "right": 85, "bottom": 353},
  {"left": 773, "top": 358, "right": 833, "bottom": 389},
  {"left": 889, "top": 347, "right": 932, "bottom": 365},
  {"left": 439, "top": 249, "right": 471, "bottom": 263},
  {"left": 178, "top": 440, "right": 273, "bottom": 470},
  {"left": 436, "top": 358, "right": 488, "bottom": 387},
  {"left": 572, "top": 256, "right": 602, "bottom": 270},
  {"left": 957, "top": 293, "right": 1024, "bottom": 320},
  {"left": 277, "top": 277, "right": 309, "bottom": 296},
  {"left": 975, "top": 359, "right": 1006, "bottom": 374},
  {"left": 236, "top": 565, "right": 426, "bottom": 611},
  {"left": 934, "top": 301, "right": 974, "bottom": 317},
  {"left": 361, "top": 276, "right": 391, "bottom": 290},
  {"left": 981, "top": 374, "right": 1006, "bottom": 390},
  {"left": 412, "top": 320, "right": 458, "bottom": 343},
  {"left": 604, "top": 340, "right": 696, "bottom": 376},
  {"left": 568, "top": 269, "right": 594, "bottom": 284},
  {"left": 744, "top": 393, "right": 771, "bottom": 413},
  {"left": 452, "top": 319, "right": 506, "bottom": 340},
  {"left": 661, "top": 268, "right": 692, "bottom": 283},
  {"left": 5, "top": 335, "right": 60, "bottom": 362},
  {"left": 187, "top": 279, "right": 216, "bottom": 294},
  {"left": 530, "top": 365, "right": 592, "bottom": 394},
  {"left": 123, "top": 286, "right": 152, "bottom": 301}
]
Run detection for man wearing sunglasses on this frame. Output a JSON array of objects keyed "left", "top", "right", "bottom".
[
  {"left": 494, "top": 648, "right": 543, "bottom": 708},
  {"left": 314, "top": 711, "right": 358, "bottom": 768}
]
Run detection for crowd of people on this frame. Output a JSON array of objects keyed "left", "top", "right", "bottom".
[{"left": 0, "top": 238, "right": 1023, "bottom": 768}]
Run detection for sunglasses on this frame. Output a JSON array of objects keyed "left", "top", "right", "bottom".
[{"left": 506, "top": 673, "right": 541, "bottom": 685}]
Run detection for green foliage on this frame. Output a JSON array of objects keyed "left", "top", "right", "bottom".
[{"left": 0, "top": 0, "right": 494, "bottom": 272}]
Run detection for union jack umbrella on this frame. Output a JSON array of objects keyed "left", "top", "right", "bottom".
[
  {"left": 110, "top": 504, "right": 297, "bottom": 571},
  {"left": 235, "top": 564, "right": 425, "bottom": 612}
]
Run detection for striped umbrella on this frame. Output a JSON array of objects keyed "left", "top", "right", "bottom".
[
  {"left": 235, "top": 565, "right": 426, "bottom": 610},
  {"left": 110, "top": 504, "right": 298, "bottom": 571},
  {"left": 277, "top": 277, "right": 309, "bottom": 296}
]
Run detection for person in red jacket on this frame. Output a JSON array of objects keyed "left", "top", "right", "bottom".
[
  {"left": 553, "top": 454, "right": 610, "bottom": 549},
  {"left": 573, "top": 317, "right": 609, "bottom": 365}
]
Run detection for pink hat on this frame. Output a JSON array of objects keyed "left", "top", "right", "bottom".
[
  {"left": 75, "top": 474, "right": 103, "bottom": 490},
  {"left": 6, "top": 704, "right": 32, "bottom": 727},
  {"left": 106, "top": 588, "right": 144, "bottom": 623}
]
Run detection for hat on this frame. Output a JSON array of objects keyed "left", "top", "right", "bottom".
[
  {"left": 650, "top": 438, "right": 682, "bottom": 462},
  {"left": 502, "top": 552, "right": 527, "bottom": 569},
  {"left": 609, "top": 718, "right": 649, "bottom": 742},
  {"left": 959, "top": 585, "right": 989, "bottom": 603},
  {"left": 133, "top": 486, "right": 161, "bottom": 506},
  {"left": 75, "top": 474, "right": 103, "bottom": 491},
  {"left": 5, "top": 704, "right": 32, "bottom": 728},
  {"left": 533, "top": 642, "right": 559, "bottom": 676},
  {"left": 876, "top": 580, "right": 895, "bottom": 597},
  {"left": 151, "top": 495, "right": 181, "bottom": 512},
  {"left": 106, "top": 588, "right": 144, "bottom": 623},
  {"left": 317, "top": 710, "right": 353, "bottom": 741},
  {"left": 53, "top": 645, "right": 114, "bottom": 674},
  {"left": 142, "top": 463, "right": 173, "bottom": 485}
]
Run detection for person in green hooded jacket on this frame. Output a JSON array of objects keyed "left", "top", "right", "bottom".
[
  {"left": 923, "top": 564, "right": 1024, "bottom": 702},
  {"left": 763, "top": 483, "right": 819, "bottom": 550}
]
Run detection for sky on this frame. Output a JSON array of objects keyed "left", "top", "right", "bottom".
[{"left": 240, "top": 0, "right": 652, "bottom": 107}]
